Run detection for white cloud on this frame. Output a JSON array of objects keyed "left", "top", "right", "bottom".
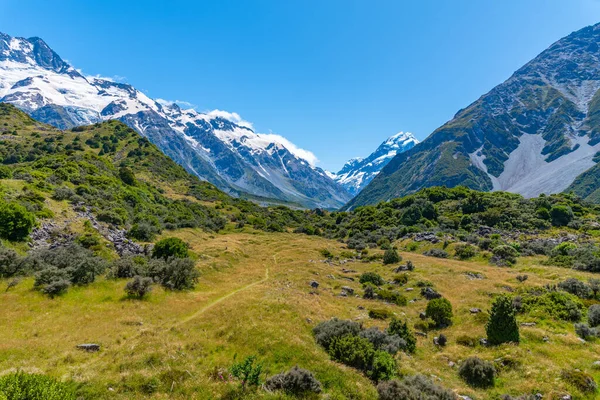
[
  {"left": 258, "top": 133, "right": 319, "bottom": 166},
  {"left": 156, "top": 98, "right": 196, "bottom": 108},
  {"left": 205, "top": 109, "right": 254, "bottom": 130}
]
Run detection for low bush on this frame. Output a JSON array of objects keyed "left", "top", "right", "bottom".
[
  {"left": 387, "top": 318, "right": 416, "bottom": 353},
  {"left": 561, "top": 369, "right": 597, "bottom": 394},
  {"left": 383, "top": 248, "right": 401, "bottom": 265},
  {"left": 109, "top": 256, "right": 147, "bottom": 279},
  {"left": 230, "top": 356, "right": 262, "bottom": 388},
  {"left": 589, "top": 304, "right": 600, "bottom": 327},
  {"left": 369, "top": 308, "right": 392, "bottom": 320},
  {"left": 454, "top": 243, "right": 477, "bottom": 260},
  {"left": 377, "top": 375, "right": 455, "bottom": 400},
  {"left": 0, "top": 246, "right": 19, "bottom": 278},
  {"left": 0, "top": 372, "right": 76, "bottom": 400},
  {"left": 369, "top": 351, "right": 397, "bottom": 383},
  {"left": 313, "top": 319, "right": 361, "bottom": 351},
  {"left": 518, "top": 290, "right": 583, "bottom": 322},
  {"left": 491, "top": 245, "right": 519, "bottom": 266},
  {"left": 125, "top": 275, "right": 153, "bottom": 298},
  {"left": 52, "top": 186, "right": 75, "bottom": 201},
  {"left": 328, "top": 335, "right": 374, "bottom": 371},
  {"left": 128, "top": 222, "right": 159, "bottom": 242},
  {"left": 151, "top": 237, "right": 189, "bottom": 259},
  {"left": 423, "top": 249, "right": 448, "bottom": 259},
  {"left": 359, "top": 327, "right": 406, "bottom": 354},
  {"left": 264, "top": 366, "right": 321, "bottom": 395},
  {"left": 0, "top": 202, "right": 36, "bottom": 241},
  {"left": 376, "top": 289, "right": 407, "bottom": 306},
  {"left": 558, "top": 278, "right": 592, "bottom": 299},
  {"left": 456, "top": 335, "right": 477, "bottom": 347},
  {"left": 360, "top": 272, "right": 385, "bottom": 286},
  {"left": 426, "top": 298, "right": 453, "bottom": 328},
  {"left": 458, "top": 357, "right": 495, "bottom": 388},
  {"left": 574, "top": 323, "right": 598, "bottom": 339},
  {"left": 146, "top": 257, "right": 199, "bottom": 290}
]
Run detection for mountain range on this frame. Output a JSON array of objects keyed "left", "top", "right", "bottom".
[
  {"left": 346, "top": 22, "right": 600, "bottom": 209},
  {"left": 0, "top": 32, "right": 355, "bottom": 209}
]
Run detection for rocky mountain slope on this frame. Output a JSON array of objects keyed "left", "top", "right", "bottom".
[
  {"left": 332, "top": 131, "right": 418, "bottom": 195},
  {"left": 0, "top": 32, "right": 350, "bottom": 209},
  {"left": 346, "top": 22, "right": 600, "bottom": 209}
]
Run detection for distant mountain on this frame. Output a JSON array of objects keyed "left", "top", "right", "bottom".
[
  {"left": 332, "top": 132, "right": 418, "bottom": 195},
  {"left": 346, "top": 22, "right": 600, "bottom": 209},
  {"left": 0, "top": 32, "right": 350, "bottom": 209}
]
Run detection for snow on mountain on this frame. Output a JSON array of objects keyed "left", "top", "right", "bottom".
[
  {"left": 0, "top": 32, "right": 350, "bottom": 209},
  {"left": 333, "top": 132, "right": 418, "bottom": 195}
]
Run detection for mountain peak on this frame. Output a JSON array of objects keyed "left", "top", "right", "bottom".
[{"left": 334, "top": 131, "right": 419, "bottom": 195}]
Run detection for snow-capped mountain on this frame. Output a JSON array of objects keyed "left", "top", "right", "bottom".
[
  {"left": 346, "top": 22, "right": 600, "bottom": 209},
  {"left": 332, "top": 132, "right": 418, "bottom": 195},
  {"left": 0, "top": 32, "right": 351, "bottom": 209}
]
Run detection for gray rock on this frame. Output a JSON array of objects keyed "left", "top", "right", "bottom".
[
  {"left": 341, "top": 286, "right": 354, "bottom": 295},
  {"left": 521, "top": 322, "right": 536, "bottom": 327},
  {"left": 479, "top": 338, "right": 488, "bottom": 346},
  {"left": 77, "top": 343, "right": 100, "bottom": 352},
  {"left": 469, "top": 308, "right": 482, "bottom": 314},
  {"left": 309, "top": 280, "right": 319, "bottom": 289}
]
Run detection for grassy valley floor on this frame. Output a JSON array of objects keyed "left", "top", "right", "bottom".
[{"left": 1, "top": 229, "right": 600, "bottom": 399}]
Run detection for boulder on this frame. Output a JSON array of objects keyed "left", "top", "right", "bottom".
[
  {"left": 77, "top": 343, "right": 100, "bottom": 352},
  {"left": 309, "top": 280, "right": 319, "bottom": 289}
]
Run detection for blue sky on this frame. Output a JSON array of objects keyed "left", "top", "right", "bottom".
[{"left": 1, "top": 0, "right": 600, "bottom": 171}]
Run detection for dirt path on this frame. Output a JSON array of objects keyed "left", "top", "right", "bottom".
[{"left": 176, "top": 264, "right": 270, "bottom": 326}]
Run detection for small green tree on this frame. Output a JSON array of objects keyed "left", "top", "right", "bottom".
[
  {"left": 383, "top": 248, "right": 401, "bottom": 265},
  {"left": 0, "top": 202, "right": 35, "bottom": 241},
  {"left": 118, "top": 166, "right": 136, "bottom": 186},
  {"left": 387, "top": 318, "right": 416, "bottom": 353},
  {"left": 328, "top": 335, "right": 375, "bottom": 371},
  {"left": 152, "top": 237, "right": 189, "bottom": 259},
  {"left": 359, "top": 272, "right": 385, "bottom": 286},
  {"left": 426, "top": 298, "right": 453, "bottom": 328},
  {"left": 550, "top": 205, "right": 574, "bottom": 227},
  {"left": 369, "top": 351, "right": 397, "bottom": 383},
  {"left": 230, "top": 355, "right": 263, "bottom": 388},
  {"left": 486, "top": 295, "right": 519, "bottom": 345}
]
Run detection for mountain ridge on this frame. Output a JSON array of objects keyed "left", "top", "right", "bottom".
[
  {"left": 345, "top": 22, "right": 600, "bottom": 209},
  {"left": 0, "top": 32, "right": 351, "bottom": 209}
]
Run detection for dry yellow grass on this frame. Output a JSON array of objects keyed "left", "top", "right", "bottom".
[{"left": 1, "top": 230, "right": 600, "bottom": 399}]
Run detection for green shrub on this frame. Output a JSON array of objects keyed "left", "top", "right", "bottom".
[
  {"left": 426, "top": 298, "right": 453, "bottom": 327},
  {"left": 119, "top": 166, "right": 136, "bottom": 185},
  {"left": 0, "top": 372, "right": 76, "bottom": 399},
  {"left": 486, "top": 294, "right": 520, "bottom": 345},
  {"left": 383, "top": 248, "right": 401, "bottom": 265},
  {"left": 369, "top": 308, "right": 392, "bottom": 320},
  {"left": 52, "top": 186, "right": 75, "bottom": 201},
  {"left": 561, "top": 369, "right": 597, "bottom": 393},
  {"left": 456, "top": 335, "right": 477, "bottom": 347},
  {"left": 551, "top": 205, "right": 574, "bottom": 226},
  {"left": 387, "top": 318, "right": 416, "bottom": 353},
  {"left": 0, "top": 202, "right": 35, "bottom": 241},
  {"left": 360, "top": 272, "right": 385, "bottom": 286},
  {"left": 454, "top": 243, "right": 477, "bottom": 260},
  {"left": 152, "top": 237, "right": 189, "bottom": 259},
  {"left": 146, "top": 257, "right": 199, "bottom": 290},
  {"left": 377, "top": 375, "right": 456, "bottom": 400},
  {"left": 458, "top": 357, "right": 495, "bottom": 388},
  {"left": 264, "top": 366, "right": 321, "bottom": 395},
  {"left": 519, "top": 291, "right": 583, "bottom": 322},
  {"left": 328, "top": 335, "right": 375, "bottom": 371},
  {"left": 590, "top": 304, "right": 600, "bottom": 327},
  {"left": 358, "top": 327, "right": 406, "bottom": 354},
  {"left": 558, "top": 278, "right": 592, "bottom": 299},
  {"left": 109, "top": 256, "right": 147, "bottom": 279},
  {"left": 491, "top": 245, "right": 519, "bottom": 266},
  {"left": 128, "top": 222, "right": 159, "bottom": 242},
  {"left": 0, "top": 246, "right": 20, "bottom": 278},
  {"left": 369, "top": 350, "right": 397, "bottom": 383},
  {"left": 423, "top": 249, "right": 448, "bottom": 258},
  {"left": 376, "top": 289, "right": 407, "bottom": 306},
  {"left": 313, "top": 319, "right": 362, "bottom": 351},
  {"left": 125, "top": 275, "right": 153, "bottom": 298},
  {"left": 230, "top": 355, "right": 262, "bottom": 388}
]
